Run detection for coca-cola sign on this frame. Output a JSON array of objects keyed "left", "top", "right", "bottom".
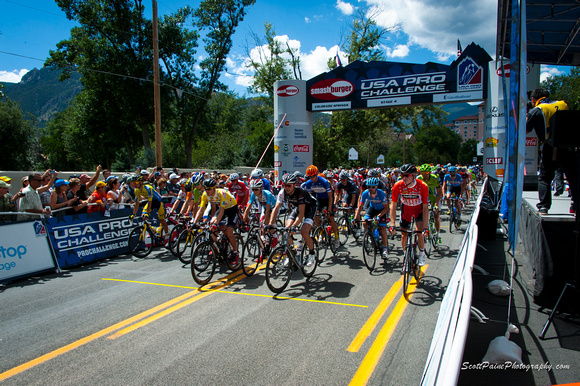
[
  {"left": 526, "top": 137, "right": 538, "bottom": 146},
  {"left": 293, "top": 145, "right": 310, "bottom": 152},
  {"left": 309, "top": 79, "right": 354, "bottom": 101},
  {"left": 276, "top": 85, "right": 299, "bottom": 97}
]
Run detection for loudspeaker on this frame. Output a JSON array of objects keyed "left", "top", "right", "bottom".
[{"left": 550, "top": 110, "right": 580, "bottom": 148}]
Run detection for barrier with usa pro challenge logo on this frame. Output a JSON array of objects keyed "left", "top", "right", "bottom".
[
  {"left": 0, "top": 220, "right": 57, "bottom": 282},
  {"left": 43, "top": 208, "right": 136, "bottom": 268}
]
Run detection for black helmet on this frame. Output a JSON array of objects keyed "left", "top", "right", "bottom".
[
  {"left": 400, "top": 164, "right": 417, "bottom": 174},
  {"left": 203, "top": 178, "right": 217, "bottom": 188}
]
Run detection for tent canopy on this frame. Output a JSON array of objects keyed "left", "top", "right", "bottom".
[{"left": 497, "top": 0, "right": 580, "bottom": 66}]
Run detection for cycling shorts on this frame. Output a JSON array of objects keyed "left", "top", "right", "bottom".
[
  {"left": 362, "top": 207, "right": 388, "bottom": 227},
  {"left": 288, "top": 204, "right": 317, "bottom": 226},
  {"left": 143, "top": 200, "right": 165, "bottom": 220}
]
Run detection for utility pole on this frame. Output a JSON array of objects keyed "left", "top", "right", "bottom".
[{"left": 152, "top": 0, "right": 162, "bottom": 167}]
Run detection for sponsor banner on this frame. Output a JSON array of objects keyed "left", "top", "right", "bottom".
[
  {"left": 44, "top": 208, "right": 135, "bottom": 268},
  {"left": 276, "top": 84, "right": 299, "bottom": 97},
  {"left": 0, "top": 221, "right": 56, "bottom": 282},
  {"left": 486, "top": 157, "right": 503, "bottom": 165},
  {"left": 306, "top": 43, "right": 491, "bottom": 111}
]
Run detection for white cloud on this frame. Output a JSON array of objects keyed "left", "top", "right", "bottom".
[
  {"left": 386, "top": 44, "right": 409, "bottom": 58},
  {"left": 540, "top": 65, "right": 565, "bottom": 83},
  {"left": 0, "top": 69, "right": 28, "bottom": 83},
  {"left": 336, "top": 0, "right": 356, "bottom": 15},
  {"left": 305, "top": 17, "right": 311, "bottom": 23},
  {"left": 364, "top": 0, "right": 497, "bottom": 59}
]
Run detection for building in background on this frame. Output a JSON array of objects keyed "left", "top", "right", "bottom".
[{"left": 446, "top": 103, "right": 484, "bottom": 142}]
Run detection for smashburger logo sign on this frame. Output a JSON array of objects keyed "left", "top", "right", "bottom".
[
  {"left": 310, "top": 79, "right": 354, "bottom": 100},
  {"left": 276, "top": 85, "right": 299, "bottom": 97}
]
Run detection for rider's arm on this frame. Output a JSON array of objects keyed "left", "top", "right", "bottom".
[
  {"left": 389, "top": 200, "right": 397, "bottom": 227},
  {"left": 435, "top": 186, "right": 443, "bottom": 207}
]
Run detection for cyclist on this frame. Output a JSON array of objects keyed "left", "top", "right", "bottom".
[
  {"left": 443, "top": 166, "right": 463, "bottom": 226},
  {"left": 269, "top": 173, "right": 317, "bottom": 267},
  {"left": 354, "top": 177, "right": 390, "bottom": 259},
  {"left": 179, "top": 173, "right": 204, "bottom": 216},
  {"left": 193, "top": 178, "right": 240, "bottom": 261},
  {"left": 227, "top": 173, "right": 249, "bottom": 208},
  {"left": 417, "top": 164, "right": 443, "bottom": 242},
  {"left": 301, "top": 165, "right": 340, "bottom": 250},
  {"left": 243, "top": 179, "right": 277, "bottom": 226},
  {"left": 334, "top": 170, "right": 359, "bottom": 208},
  {"left": 250, "top": 169, "right": 271, "bottom": 192},
  {"left": 132, "top": 175, "right": 169, "bottom": 237},
  {"left": 388, "top": 164, "right": 430, "bottom": 266}
]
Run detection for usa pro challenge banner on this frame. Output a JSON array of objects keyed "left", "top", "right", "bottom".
[
  {"left": 44, "top": 208, "right": 135, "bottom": 268},
  {"left": 306, "top": 43, "right": 492, "bottom": 111}
]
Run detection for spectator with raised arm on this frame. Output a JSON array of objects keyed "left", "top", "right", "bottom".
[
  {"left": 0, "top": 180, "right": 17, "bottom": 222},
  {"left": 50, "top": 179, "right": 77, "bottom": 215},
  {"left": 19, "top": 173, "right": 51, "bottom": 221}
]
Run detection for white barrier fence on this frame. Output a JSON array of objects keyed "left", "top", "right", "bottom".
[{"left": 420, "top": 179, "right": 485, "bottom": 385}]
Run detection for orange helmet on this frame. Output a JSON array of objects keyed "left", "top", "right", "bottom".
[{"left": 305, "top": 165, "right": 319, "bottom": 177}]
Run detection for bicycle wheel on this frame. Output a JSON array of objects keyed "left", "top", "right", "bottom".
[
  {"left": 424, "top": 228, "right": 432, "bottom": 258},
  {"left": 168, "top": 223, "right": 184, "bottom": 255},
  {"left": 191, "top": 241, "right": 216, "bottom": 286},
  {"left": 412, "top": 252, "right": 422, "bottom": 282},
  {"left": 362, "top": 230, "right": 377, "bottom": 271},
  {"left": 265, "top": 247, "right": 292, "bottom": 293},
  {"left": 403, "top": 245, "right": 413, "bottom": 293},
  {"left": 312, "top": 226, "right": 329, "bottom": 263},
  {"left": 448, "top": 208, "right": 454, "bottom": 234},
  {"left": 351, "top": 220, "right": 362, "bottom": 242},
  {"left": 300, "top": 237, "right": 318, "bottom": 277},
  {"left": 224, "top": 234, "right": 244, "bottom": 271},
  {"left": 429, "top": 217, "right": 439, "bottom": 250},
  {"left": 337, "top": 216, "right": 349, "bottom": 245},
  {"left": 176, "top": 230, "right": 195, "bottom": 264},
  {"left": 128, "top": 225, "right": 154, "bottom": 258},
  {"left": 242, "top": 234, "right": 261, "bottom": 276}
]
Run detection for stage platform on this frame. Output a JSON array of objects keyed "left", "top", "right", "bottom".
[{"left": 519, "top": 190, "right": 576, "bottom": 309}]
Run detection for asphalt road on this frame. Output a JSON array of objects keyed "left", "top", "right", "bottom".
[{"left": 0, "top": 204, "right": 475, "bottom": 385}]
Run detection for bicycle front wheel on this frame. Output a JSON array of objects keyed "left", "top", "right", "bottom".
[
  {"left": 265, "top": 247, "right": 292, "bottom": 293},
  {"left": 168, "top": 223, "right": 184, "bottom": 256},
  {"left": 176, "top": 230, "right": 195, "bottom": 264},
  {"left": 243, "top": 235, "right": 262, "bottom": 276},
  {"left": 448, "top": 209, "right": 454, "bottom": 234},
  {"left": 223, "top": 234, "right": 244, "bottom": 271},
  {"left": 362, "top": 230, "right": 377, "bottom": 271},
  {"left": 300, "top": 237, "right": 318, "bottom": 277},
  {"left": 429, "top": 217, "right": 439, "bottom": 250},
  {"left": 337, "top": 216, "right": 349, "bottom": 245},
  {"left": 128, "top": 226, "right": 153, "bottom": 258},
  {"left": 312, "top": 226, "right": 329, "bottom": 263},
  {"left": 191, "top": 241, "right": 216, "bottom": 286},
  {"left": 403, "top": 245, "right": 413, "bottom": 293}
]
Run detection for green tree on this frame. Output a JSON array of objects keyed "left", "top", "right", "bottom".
[
  {"left": 414, "top": 125, "right": 462, "bottom": 164},
  {"left": 541, "top": 67, "right": 580, "bottom": 110},
  {"left": 458, "top": 139, "right": 478, "bottom": 165},
  {"left": 0, "top": 99, "right": 34, "bottom": 170}
]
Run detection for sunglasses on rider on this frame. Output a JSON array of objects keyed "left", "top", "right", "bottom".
[
  {"left": 283, "top": 184, "right": 293, "bottom": 187},
  {"left": 401, "top": 173, "right": 412, "bottom": 178},
  {"left": 252, "top": 188, "right": 260, "bottom": 191}
]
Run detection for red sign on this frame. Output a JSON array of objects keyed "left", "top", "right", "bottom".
[
  {"left": 309, "top": 79, "right": 354, "bottom": 100},
  {"left": 276, "top": 85, "right": 299, "bottom": 97},
  {"left": 274, "top": 161, "right": 282, "bottom": 167},
  {"left": 486, "top": 157, "right": 503, "bottom": 165},
  {"left": 293, "top": 145, "right": 309, "bottom": 152},
  {"left": 526, "top": 137, "right": 538, "bottom": 146}
]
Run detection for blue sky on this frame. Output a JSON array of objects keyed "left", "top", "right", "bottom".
[{"left": 0, "top": 0, "right": 567, "bottom": 95}]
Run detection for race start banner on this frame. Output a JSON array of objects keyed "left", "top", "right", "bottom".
[
  {"left": 306, "top": 43, "right": 492, "bottom": 112},
  {"left": 44, "top": 208, "right": 134, "bottom": 268}
]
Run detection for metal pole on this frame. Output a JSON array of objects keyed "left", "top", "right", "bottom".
[{"left": 152, "top": 0, "right": 162, "bottom": 167}]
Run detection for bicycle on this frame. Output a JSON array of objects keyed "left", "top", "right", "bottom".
[
  {"left": 312, "top": 209, "right": 344, "bottom": 262},
  {"left": 265, "top": 227, "right": 318, "bottom": 294},
  {"left": 361, "top": 217, "right": 388, "bottom": 271},
  {"left": 424, "top": 204, "right": 440, "bottom": 257},
  {"left": 175, "top": 220, "right": 207, "bottom": 264},
  {"left": 391, "top": 217, "right": 423, "bottom": 294},
  {"left": 447, "top": 194, "right": 462, "bottom": 233},
  {"left": 243, "top": 223, "right": 280, "bottom": 276},
  {"left": 190, "top": 224, "right": 245, "bottom": 286},
  {"left": 335, "top": 206, "right": 362, "bottom": 244},
  {"left": 128, "top": 216, "right": 169, "bottom": 258}
]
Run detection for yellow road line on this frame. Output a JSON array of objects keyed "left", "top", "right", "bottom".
[
  {"left": 349, "top": 266, "right": 428, "bottom": 386},
  {"left": 347, "top": 276, "right": 404, "bottom": 352},
  {"left": 0, "top": 287, "right": 203, "bottom": 381}
]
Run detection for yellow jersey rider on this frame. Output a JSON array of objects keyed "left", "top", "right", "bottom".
[
  {"left": 193, "top": 178, "right": 240, "bottom": 260},
  {"left": 132, "top": 175, "right": 169, "bottom": 235}
]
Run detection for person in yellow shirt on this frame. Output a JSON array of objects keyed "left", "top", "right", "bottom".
[{"left": 194, "top": 178, "right": 240, "bottom": 260}]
